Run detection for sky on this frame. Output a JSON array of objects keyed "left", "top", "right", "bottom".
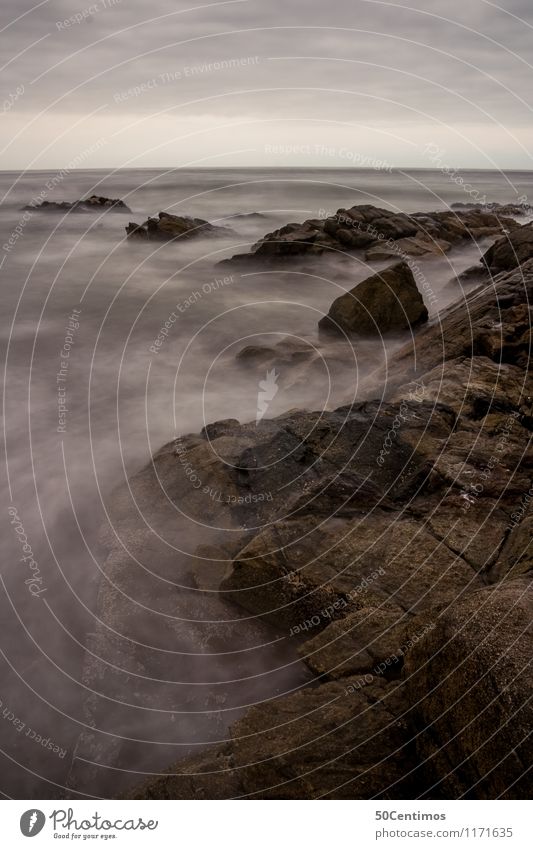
[{"left": 1, "top": 0, "right": 533, "bottom": 170}]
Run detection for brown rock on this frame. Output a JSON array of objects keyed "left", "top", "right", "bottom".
[
  {"left": 483, "top": 222, "right": 533, "bottom": 271},
  {"left": 319, "top": 262, "right": 428, "bottom": 336},
  {"left": 405, "top": 579, "right": 533, "bottom": 798}
]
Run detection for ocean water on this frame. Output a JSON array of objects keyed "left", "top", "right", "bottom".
[{"left": 0, "top": 167, "right": 530, "bottom": 797}]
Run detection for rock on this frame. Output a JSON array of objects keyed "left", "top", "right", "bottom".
[
  {"left": 236, "top": 337, "right": 317, "bottom": 368},
  {"left": 451, "top": 201, "right": 531, "bottom": 217},
  {"left": 456, "top": 264, "right": 490, "bottom": 283},
  {"left": 362, "top": 258, "right": 533, "bottom": 397},
  {"left": 222, "top": 512, "right": 481, "bottom": 631},
  {"left": 318, "top": 261, "right": 428, "bottom": 337},
  {"left": 128, "top": 678, "right": 420, "bottom": 799},
  {"left": 227, "top": 677, "right": 419, "bottom": 799},
  {"left": 491, "top": 514, "right": 533, "bottom": 583},
  {"left": 128, "top": 580, "right": 532, "bottom": 799},
  {"left": 23, "top": 195, "right": 131, "bottom": 213},
  {"left": 299, "top": 606, "right": 412, "bottom": 679},
  {"left": 200, "top": 418, "right": 241, "bottom": 440},
  {"left": 405, "top": 579, "right": 533, "bottom": 798},
  {"left": 189, "top": 543, "right": 234, "bottom": 590},
  {"left": 126, "top": 211, "right": 232, "bottom": 241},
  {"left": 228, "top": 212, "right": 267, "bottom": 220},
  {"left": 365, "top": 233, "right": 451, "bottom": 261},
  {"left": 482, "top": 221, "right": 533, "bottom": 272},
  {"left": 124, "top": 744, "right": 244, "bottom": 800},
  {"left": 235, "top": 345, "right": 278, "bottom": 365},
  {"left": 221, "top": 204, "right": 518, "bottom": 266},
  {"left": 412, "top": 209, "right": 518, "bottom": 244}
]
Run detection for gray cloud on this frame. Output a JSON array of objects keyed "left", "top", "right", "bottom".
[{"left": 2, "top": 0, "right": 533, "bottom": 167}]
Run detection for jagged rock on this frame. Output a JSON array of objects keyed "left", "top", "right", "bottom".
[
  {"left": 221, "top": 204, "right": 518, "bottom": 265},
  {"left": 405, "top": 579, "right": 533, "bottom": 798},
  {"left": 318, "top": 261, "right": 428, "bottom": 336},
  {"left": 482, "top": 221, "right": 533, "bottom": 272},
  {"left": 126, "top": 211, "right": 232, "bottom": 241},
  {"left": 23, "top": 194, "right": 131, "bottom": 213}
]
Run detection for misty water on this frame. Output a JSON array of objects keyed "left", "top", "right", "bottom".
[{"left": 1, "top": 167, "right": 532, "bottom": 797}]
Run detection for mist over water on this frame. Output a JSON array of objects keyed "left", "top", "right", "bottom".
[{"left": 1, "top": 167, "right": 531, "bottom": 797}]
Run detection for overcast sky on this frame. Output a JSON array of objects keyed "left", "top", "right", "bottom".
[{"left": 2, "top": 0, "right": 533, "bottom": 169}]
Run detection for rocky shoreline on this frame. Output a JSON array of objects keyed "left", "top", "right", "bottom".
[
  {"left": 69, "top": 200, "right": 532, "bottom": 799},
  {"left": 219, "top": 202, "right": 524, "bottom": 266}
]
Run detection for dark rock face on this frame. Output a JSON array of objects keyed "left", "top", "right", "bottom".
[
  {"left": 221, "top": 204, "right": 517, "bottom": 265},
  {"left": 23, "top": 195, "right": 131, "bottom": 213},
  {"left": 126, "top": 211, "right": 232, "bottom": 241},
  {"left": 482, "top": 221, "right": 533, "bottom": 272},
  {"left": 84, "top": 255, "right": 532, "bottom": 800},
  {"left": 318, "top": 261, "right": 428, "bottom": 336},
  {"left": 405, "top": 580, "right": 533, "bottom": 799}
]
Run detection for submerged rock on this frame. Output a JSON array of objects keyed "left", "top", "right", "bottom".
[
  {"left": 126, "top": 211, "right": 233, "bottom": 241},
  {"left": 23, "top": 194, "right": 131, "bottom": 213},
  {"left": 318, "top": 261, "right": 428, "bottom": 336}
]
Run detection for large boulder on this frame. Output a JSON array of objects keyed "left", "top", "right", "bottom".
[
  {"left": 318, "top": 261, "right": 428, "bottom": 336},
  {"left": 405, "top": 580, "right": 533, "bottom": 798},
  {"left": 482, "top": 222, "right": 533, "bottom": 272}
]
